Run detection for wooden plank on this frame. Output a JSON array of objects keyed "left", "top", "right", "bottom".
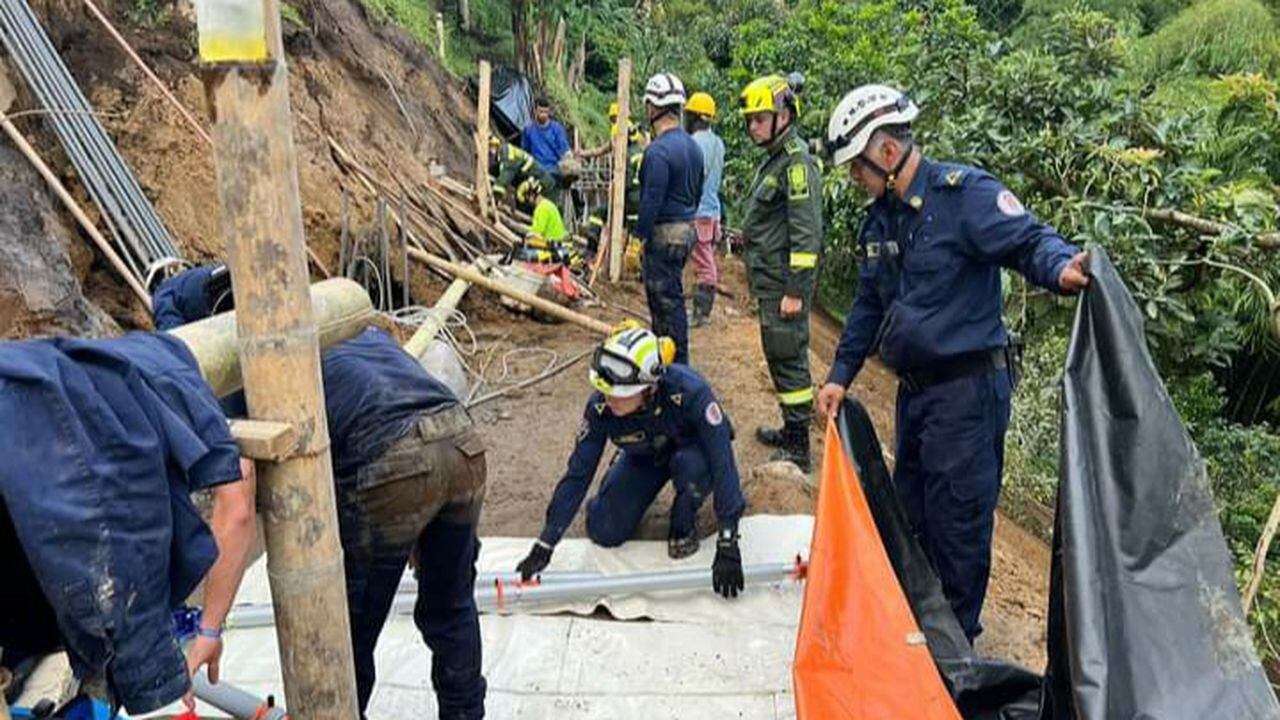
[
  {"left": 608, "top": 58, "right": 632, "bottom": 282},
  {"left": 229, "top": 418, "right": 299, "bottom": 461},
  {"left": 475, "top": 61, "right": 493, "bottom": 221},
  {"left": 409, "top": 248, "right": 613, "bottom": 335}
]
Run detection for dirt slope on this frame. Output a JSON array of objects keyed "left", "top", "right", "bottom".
[{"left": 471, "top": 259, "right": 1050, "bottom": 670}]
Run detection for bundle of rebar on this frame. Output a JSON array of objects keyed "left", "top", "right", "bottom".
[{"left": 0, "top": 0, "right": 181, "bottom": 284}]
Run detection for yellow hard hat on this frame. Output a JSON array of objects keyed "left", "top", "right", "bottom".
[
  {"left": 516, "top": 177, "right": 542, "bottom": 205},
  {"left": 609, "top": 101, "right": 620, "bottom": 119},
  {"left": 685, "top": 92, "right": 717, "bottom": 119},
  {"left": 739, "top": 75, "right": 798, "bottom": 116}
]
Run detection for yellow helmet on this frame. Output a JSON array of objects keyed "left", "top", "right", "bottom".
[
  {"left": 516, "top": 177, "right": 542, "bottom": 205},
  {"left": 685, "top": 92, "right": 717, "bottom": 119},
  {"left": 739, "top": 75, "right": 798, "bottom": 116},
  {"left": 488, "top": 135, "right": 503, "bottom": 150},
  {"left": 609, "top": 101, "right": 620, "bottom": 120}
]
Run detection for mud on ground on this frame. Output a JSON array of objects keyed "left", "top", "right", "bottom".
[{"left": 468, "top": 257, "right": 1049, "bottom": 670}]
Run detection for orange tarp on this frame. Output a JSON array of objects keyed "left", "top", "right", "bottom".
[{"left": 792, "top": 420, "right": 961, "bottom": 719}]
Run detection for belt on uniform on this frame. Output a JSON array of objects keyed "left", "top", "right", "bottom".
[
  {"left": 652, "top": 221, "right": 694, "bottom": 246},
  {"left": 898, "top": 348, "right": 1008, "bottom": 393},
  {"left": 414, "top": 403, "right": 473, "bottom": 442}
]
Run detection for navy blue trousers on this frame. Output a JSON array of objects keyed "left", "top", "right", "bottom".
[
  {"left": 643, "top": 230, "right": 692, "bottom": 364},
  {"left": 893, "top": 369, "right": 1012, "bottom": 641},
  {"left": 585, "top": 445, "right": 712, "bottom": 546}
]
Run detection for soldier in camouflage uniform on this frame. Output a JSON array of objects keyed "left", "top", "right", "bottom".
[{"left": 738, "top": 74, "right": 824, "bottom": 471}]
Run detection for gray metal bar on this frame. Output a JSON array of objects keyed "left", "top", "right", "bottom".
[{"left": 193, "top": 671, "right": 287, "bottom": 720}]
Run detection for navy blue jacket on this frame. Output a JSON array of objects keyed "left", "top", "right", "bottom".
[
  {"left": 150, "top": 268, "right": 459, "bottom": 480},
  {"left": 152, "top": 266, "right": 215, "bottom": 331},
  {"left": 539, "top": 364, "right": 744, "bottom": 546},
  {"left": 634, "top": 128, "right": 705, "bottom": 242},
  {"left": 828, "top": 159, "right": 1080, "bottom": 385},
  {"left": 0, "top": 333, "right": 241, "bottom": 713},
  {"left": 323, "top": 328, "right": 460, "bottom": 480}
]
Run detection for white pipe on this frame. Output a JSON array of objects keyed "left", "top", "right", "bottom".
[
  {"left": 193, "top": 671, "right": 288, "bottom": 720},
  {"left": 224, "top": 562, "right": 806, "bottom": 629}
]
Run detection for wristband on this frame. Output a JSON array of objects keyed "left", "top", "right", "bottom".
[{"left": 197, "top": 626, "right": 223, "bottom": 640}]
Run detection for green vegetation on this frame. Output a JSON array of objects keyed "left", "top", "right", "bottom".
[
  {"left": 370, "top": 0, "right": 1279, "bottom": 665},
  {"left": 280, "top": 2, "right": 307, "bottom": 29}
]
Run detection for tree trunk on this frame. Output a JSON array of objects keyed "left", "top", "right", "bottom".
[{"left": 511, "top": 0, "right": 529, "bottom": 73}]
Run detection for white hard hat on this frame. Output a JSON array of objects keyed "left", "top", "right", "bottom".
[
  {"left": 644, "top": 72, "right": 687, "bottom": 110},
  {"left": 590, "top": 325, "right": 665, "bottom": 397},
  {"left": 826, "top": 84, "right": 919, "bottom": 167}
]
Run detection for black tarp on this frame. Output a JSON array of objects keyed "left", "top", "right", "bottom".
[
  {"left": 488, "top": 66, "right": 533, "bottom": 142},
  {"left": 838, "top": 398, "right": 1044, "bottom": 719},
  {"left": 1042, "top": 247, "right": 1279, "bottom": 718}
]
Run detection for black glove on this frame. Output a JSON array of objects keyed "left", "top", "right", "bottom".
[
  {"left": 516, "top": 540, "right": 553, "bottom": 581},
  {"left": 712, "top": 530, "right": 744, "bottom": 599}
]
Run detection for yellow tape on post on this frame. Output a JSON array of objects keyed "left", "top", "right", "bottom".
[{"left": 196, "top": 0, "right": 269, "bottom": 62}]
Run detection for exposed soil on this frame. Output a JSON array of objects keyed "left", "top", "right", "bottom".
[
  {"left": 470, "top": 258, "right": 1050, "bottom": 670},
  {"left": 4, "top": 0, "right": 1051, "bottom": 677}
]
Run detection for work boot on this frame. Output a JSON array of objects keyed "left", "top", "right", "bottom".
[
  {"left": 668, "top": 533, "right": 700, "bottom": 559},
  {"left": 690, "top": 284, "right": 715, "bottom": 327},
  {"left": 770, "top": 420, "right": 812, "bottom": 473},
  {"left": 756, "top": 424, "right": 786, "bottom": 447}
]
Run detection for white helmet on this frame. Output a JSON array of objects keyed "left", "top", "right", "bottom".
[
  {"left": 826, "top": 84, "right": 919, "bottom": 167},
  {"left": 644, "top": 72, "right": 687, "bottom": 110},
  {"left": 590, "top": 325, "right": 668, "bottom": 398}
]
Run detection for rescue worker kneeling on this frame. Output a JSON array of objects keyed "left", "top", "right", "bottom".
[
  {"left": 152, "top": 266, "right": 487, "bottom": 720},
  {"left": 515, "top": 325, "right": 746, "bottom": 599},
  {"left": 513, "top": 177, "right": 583, "bottom": 272}
]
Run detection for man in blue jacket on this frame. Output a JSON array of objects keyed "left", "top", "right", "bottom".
[
  {"left": 521, "top": 97, "right": 571, "bottom": 177},
  {"left": 818, "top": 85, "right": 1089, "bottom": 642},
  {"left": 634, "top": 72, "right": 704, "bottom": 364},
  {"left": 152, "top": 267, "right": 488, "bottom": 720},
  {"left": 514, "top": 325, "right": 746, "bottom": 598}
]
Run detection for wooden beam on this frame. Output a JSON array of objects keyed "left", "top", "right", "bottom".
[
  {"left": 474, "top": 61, "right": 493, "bottom": 222},
  {"left": 403, "top": 271, "right": 472, "bottom": 358},
  {"left": 198, "top": 0, "right": 359, "bottom": 712},
  {"left": 409, "top": 248, "right": 614, "bottom": 335},
  {"left": 229, "top": 419, "right": 298, "bottom": 461},
  {"left": 607, "top": 58, "right": 631, "bottom": 282}
]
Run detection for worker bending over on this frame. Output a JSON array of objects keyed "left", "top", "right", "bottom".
[
  {"left": 513, "top": 177, "right": 581, "bottom": 271},
  {"left": 152, "top": 267, "right": 488, "bottom": 720},
  {"left": 516, "top": 325, "right": 746, "bottom": 599},
  {"left": 490, "top": 135, "right": 552, "bottom": 206},
  {"left": 818, "top": 85, "right": 1088, "bottom": 641}
]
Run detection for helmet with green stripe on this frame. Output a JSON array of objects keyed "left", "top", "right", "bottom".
[{"left": 590, "top": 325, "right": 666, "bottom": 397}]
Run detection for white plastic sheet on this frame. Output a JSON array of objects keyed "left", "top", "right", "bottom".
[{"left": 145, "top": 515, "right": 812, "bottom": 719}]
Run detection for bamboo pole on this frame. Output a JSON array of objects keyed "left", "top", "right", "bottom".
[
  {"left": 607, "top": 58, "right": 631, "bottom": 282},
  {"left": 0, "top": 110, "right": 151, "bottom": 308},
  {"left": 403, "top": 272, "right": 472, "bottom": 358},
  {"left": 1243, "top": 489, "right": 1280, "bottom": 614},
  {"left": 198, "top": 0, "right": 359, "bottom": 714},
  {"left": 409, "top": 248, "right": 613, "bottom": 334},
  {"left": 474, "top": 61, "right": 493, "bottom": 221}
]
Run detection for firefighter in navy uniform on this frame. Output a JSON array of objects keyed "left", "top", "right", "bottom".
[
  {"left": 515, "top": 324, "right": 746, "bottom": 599},
  {"left": 817, "top": 84, "right": 1089, "bottom": 641}
]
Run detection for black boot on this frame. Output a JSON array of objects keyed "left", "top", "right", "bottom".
[
  {"left": 770, "top": 420, "right": 812, "bottom": 472},
  {"left": 756, "top": 424, "right": 785, "bottom": 447},
  {"left": 690, "top": 284, "right": 715, "bottom": 327}
]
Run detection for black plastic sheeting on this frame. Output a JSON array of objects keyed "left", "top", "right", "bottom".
[
  {"left": 837, "top": 398, "right": 1044, "bottom": 719},
  {"left": 1042, "top": 247, "right": 1279, "bottom": 719},
  {"left": 488, "top": 66, "right": 534, "bottom": 141},
  {"left": 833, "top": 245, "right": 1279, "bottom": 719}
]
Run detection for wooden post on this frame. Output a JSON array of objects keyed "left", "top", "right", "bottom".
[
  {"left": 436, "top": 12, "right": 446, "bottom": 59},
  {"left": 607, "top": 58, "right": 631, "bottom": 282},
  {"left": 197, "top": 0, "right": 360, "bottom": 715},
  {"left": 474, "top": 61, "right": 493, "bottom": 221}
]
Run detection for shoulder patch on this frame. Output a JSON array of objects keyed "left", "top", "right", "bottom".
[
  {"left": 946, "top": 170, "right": 964, "bottom": 186},
  {"left": 996, "top": 190, "right": 1026, "bottom": 217},
  {"left": 788, "top": 164, "right": 810, "bottom": 200},
  {"left": 785, "top": 140, "right": 801, "bottom": 155},
  {"left": 704, "top": 401, "right": 724, "bottom": 426},
  {"left": 670, "top": 393, "right": 683, "bottom": 407},
  {"left": 594, "top": 402, "right": 607, "bottom": 416}
]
